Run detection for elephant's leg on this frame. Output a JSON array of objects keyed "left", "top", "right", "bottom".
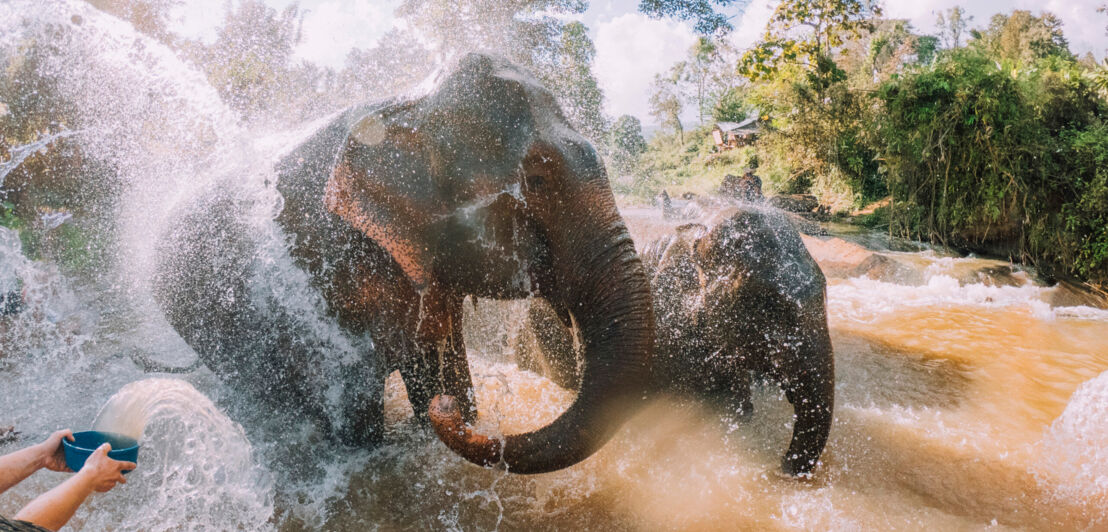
[{"left": 398, "top": 341, "right": 437, "bottom": 423}]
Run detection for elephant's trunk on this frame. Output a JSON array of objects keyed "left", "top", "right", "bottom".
[
  {"left": 431, "top": 191, "right": 654, "bottom": 474},
  {"left": 781, "top": 327, "right": 835, "bottom": 476}
]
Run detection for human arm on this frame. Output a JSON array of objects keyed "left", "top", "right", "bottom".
[
  {"left": 0, "top": 430, "right": 72, "bottom": 495},
  {"left": 13, "top": 443, "right": 134, "bottom": 531}
]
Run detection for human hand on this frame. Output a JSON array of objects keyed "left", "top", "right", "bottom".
[
  {"left": 36, "top": 430, "right": 73, "bottom": 473},
  {"left": 77, "top": 443, "right": 135, "bottom": 493}
]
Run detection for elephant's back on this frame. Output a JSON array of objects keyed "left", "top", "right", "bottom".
[{"left": 151, "top": 160, "right": 380, "bottom": 424}]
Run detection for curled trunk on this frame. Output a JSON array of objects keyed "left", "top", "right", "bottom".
[{"left": 431, "top": 195, "right": 654, "bottom": 474}]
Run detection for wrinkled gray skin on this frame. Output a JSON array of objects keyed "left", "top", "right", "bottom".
[
  {"left": 154, "top": 54, "right": 654, "bottom": 474},
  {"left": 519, "top": 205, "right": 834, "bottom": 476}
]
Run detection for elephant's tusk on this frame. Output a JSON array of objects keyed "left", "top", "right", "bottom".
[{"left": 429, "top": 395, "right": 503, "bottom": 467}]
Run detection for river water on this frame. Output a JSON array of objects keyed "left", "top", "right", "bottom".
[{"left": 1, "top": 2, "right": 1106, "bottom": 530}]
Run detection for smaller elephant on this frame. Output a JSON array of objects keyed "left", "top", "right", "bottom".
[{"left": 517, "top": 205, "right": 834, "bottom": 476}]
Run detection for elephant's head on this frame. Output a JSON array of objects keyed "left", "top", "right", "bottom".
[{"left": 325, "top": 54, "right": 654, "bottom": 474}]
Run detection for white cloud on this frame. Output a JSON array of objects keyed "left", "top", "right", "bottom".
[
  {"left": 593, "top": 13, "right": 697, "bottom": 124},
  {"left": 293, "top": 1, "right": 401, "bottom": 69},
  {"left": 727, "top": 0, "right": 776, "bottom": 51}
]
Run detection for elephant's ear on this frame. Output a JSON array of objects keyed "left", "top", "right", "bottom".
[{"left": 324, "top": 117, "right": 436, "bottom": 289}]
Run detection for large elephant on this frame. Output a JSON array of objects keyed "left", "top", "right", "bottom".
[
  {"left": 153, "top": 53, "right": 654, "bottom": 474},
  {"left": 517, "top": 205, "right": 833, "bottom": 476}
]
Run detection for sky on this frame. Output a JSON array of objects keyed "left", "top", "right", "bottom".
[{"left": 173, "top": 0, "right": 1108, "bottom": 126}]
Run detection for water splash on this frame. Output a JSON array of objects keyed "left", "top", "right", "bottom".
[
  {"left": 1035, "top": 370, "right": 1108, "bottom": 507},
  {"left": 83, "top": 379, "right": 274, "bottom": 531},
  {"left": 0, "top": 130, "right": 81, "bottom": 187}
]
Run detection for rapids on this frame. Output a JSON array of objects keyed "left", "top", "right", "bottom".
[{"left": 1, "top": 2, "right": 1106, "bottom": 530}]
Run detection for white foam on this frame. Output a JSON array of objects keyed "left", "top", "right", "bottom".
[
  {"left": 1035, "top": 370, "right": 1108, "bottom": 501},
  {"left": 829, "top": 275, "right": 1108, "bottom": 324}
]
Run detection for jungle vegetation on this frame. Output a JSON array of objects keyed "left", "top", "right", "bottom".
[
  {"left": 1, "top": 0, "right": 1107, "bottom": 286},
  {"left": 631, "top": 1, "right": 1108, "bottom": 286}
]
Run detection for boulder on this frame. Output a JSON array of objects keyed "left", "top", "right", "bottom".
[
  {"left": 961, "top": 265, "right": 1026, "bottom": 288},
  {"left": 800, "top": 235, "right": 875, "bottom": 278},
  {"left": 719, "top": 172, "right": 763, "bottom": 201},
  {"left": 849, "top": 254, "right": 924, "bottom": 285},
  {"left": 768, "top": 194, "right": 819, "bottom": 213},
  {"left": 1048, "top": 280, "right": 1108, "bottom": 309}
]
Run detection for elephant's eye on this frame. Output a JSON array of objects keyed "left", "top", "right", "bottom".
[{"left": 525, "top": 174, "right": 545, "bottom": 189}]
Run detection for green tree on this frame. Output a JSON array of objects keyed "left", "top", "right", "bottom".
[
  {"left": 396, "top": 0, "right": 583, "bottom": 70},
  {"left": 935, "top": 6, "right": 972, "bottom": 49},
  {"left": 607, "top": 115, "right": 648, "bottom": 174},
  {"left": 340, "top": 29, "right": 434, "bottom": 104},
  {"left": 676, "top": 37, "right": 740, "bottom": 124},
  {"left": 873, "top": 45, "right": 1108, "bottom": 280},
  {"left": 971, "top": 10, "right": 1071, "bottom": 65},
  {"left": 638, "top": 0, "right": 743, "bottom": 34},
  {"left": 544, "top": 22, "right": 609, "bottom": 140},
  {"left": 739, "top": 0, "right": 882, "bottom": 82},
  {"left": 712, "top": 86, "right": 750, "bottom": 122},
  {"left": 396, "top": 0, "right": 607, "bottom": 139},
  {"left": 1085, "top": 58, "right": 1108, "bottom": 99},
  {"left": 87, "top": 0, "right": 181, "bottom": 45},
  {"left": 838, "top": 19, "right": 936, "bottom": 81},
  {"left": 650, "top": 68, "right": 684, "bottom": 141},
  {"left": 202, "top": 0, "right": 302, "bottom": 116}
]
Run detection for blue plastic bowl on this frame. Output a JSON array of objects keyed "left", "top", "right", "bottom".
[{"left": 62, "top": 431, "right": 139, "bottom": 474}]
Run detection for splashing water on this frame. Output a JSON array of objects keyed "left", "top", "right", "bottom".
[
  {"left": 0, "top": 1, "right": 1107, "bottom": 530},
  {"left": 82, "top": 379, "right": 274, "bottom": 531},
  {"left": 1035, "top": 371, "right": 1108, "bottom": 512},
  {"left": 0, "top": 130, "right": 81, "bottom": 186}
]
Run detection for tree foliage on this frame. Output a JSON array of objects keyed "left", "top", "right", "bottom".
[
  {"left": 874, "top": 46, "right": 1108, "bottom": 281},
  {"left": 544, "top": 22, "right": 609, "bottom": 140},
  {"left": 607, "top": 115, "right": 648, "bottom": 175},
  {"left": 739, "top": 0, "right": 881, "bottom": 81},
  {"left": 340, "top": 29, "right": 434, "bottom": 104},
  {"left": 649, "top": 68, "right": 684, "bottom": 140},
  {"left": 638, "top": 0, "right": 743, "bottom": 35},
  {"left": 935, "top": 6, "right": 972, "bottom": 49},
  {"left": 87, "top": 0, "right": 181, "bottom": 44},
  {"left": 680, "top": 37, "right": 741, "bottom": 123},
  {"left": 397, "top": 0, "right": 607, "bottom": 140},
  {"left": 202, "top": 0, "right": 301, "bottom": 116},
  {"left": 971, "top": 10, "right": 1071, "bottom": 65}
]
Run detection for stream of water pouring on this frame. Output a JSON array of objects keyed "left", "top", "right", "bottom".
[
  {"left": 85, "top": 379, "right": 274, "bottom": 531},
  {"left": 0, "top": 1, "right": 1107, "bottom": 530}
]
